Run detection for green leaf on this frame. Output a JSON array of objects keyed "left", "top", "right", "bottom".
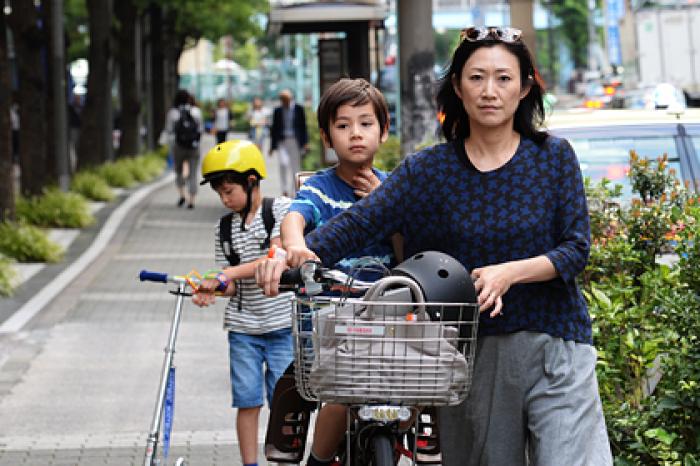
[
  {"left": 644, "top": 427, "right": 678, "bottom": 446},
  {"left": 591, "top": 287, "right": 612, "bottom": 309}
]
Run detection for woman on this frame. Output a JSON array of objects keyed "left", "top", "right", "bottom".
[
  {"left": 247, "top": 96, "right": 269, "bottom": 150},
  {"left": 256, "top": 27, "right": 612, "bottom": 465},
  {"left": 212, "top": 98, "right": 231, "bottom": 144}
]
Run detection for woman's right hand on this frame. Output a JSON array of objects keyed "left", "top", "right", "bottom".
[{"left": 285, "top": 245, "right": 320, "bottom": 267}]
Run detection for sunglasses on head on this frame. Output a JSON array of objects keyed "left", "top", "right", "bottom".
[{"left": 460, "top": 26, "right": 523, "bottom": 43}]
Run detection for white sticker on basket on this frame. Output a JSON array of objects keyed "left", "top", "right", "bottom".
[{"left": 335, "top": 324, "right": 385, "bottom": 336}]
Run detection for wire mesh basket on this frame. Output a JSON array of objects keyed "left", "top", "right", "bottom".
[{"left": 292, "top": 296, "right": 479, "bottom": 406}]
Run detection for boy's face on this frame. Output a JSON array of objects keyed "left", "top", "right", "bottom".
[
  {"left": 322, "top": 102, "right": 388, "bottom": 167},
  {"left": 215, "top": 181, "right": 248, "bottom": 213}
]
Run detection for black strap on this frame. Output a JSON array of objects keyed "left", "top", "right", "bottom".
[
  {"left": 219, "top": 212, "right": 238, "bottom": 266},
  {"left": 219, "top": 198, "right": 276, "bottom": 311},
  {"left": 261, "top": 197, "right": 275, "bottom": 250},
  {"left": 218, "top": 197, "right": 276, "bottom": 267}
]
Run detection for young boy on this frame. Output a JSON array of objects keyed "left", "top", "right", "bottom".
[
  {"left": 262, "top": 78, "right": 399, "bottom": 466},
  {"left": 193, "top": 139, "right": 293, "bottom": 466}
]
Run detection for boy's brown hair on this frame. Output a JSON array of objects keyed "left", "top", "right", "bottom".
[{"left": 317, "top": 78, "right": 390, "bottom": 146}]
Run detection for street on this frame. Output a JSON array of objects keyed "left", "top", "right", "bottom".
[{"left": 0, "top": 134, "right": 289, "bottom": 465}]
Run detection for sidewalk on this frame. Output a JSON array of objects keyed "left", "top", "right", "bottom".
[{"left": 0, "top": 133, "right": 293, "bottom": 465}]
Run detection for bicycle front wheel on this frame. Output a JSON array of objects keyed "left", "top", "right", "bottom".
[{"left": 370, "top": 433, "right": 394, "bottom": 466}]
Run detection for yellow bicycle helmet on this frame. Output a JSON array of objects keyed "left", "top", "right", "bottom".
[{"left": 200, "top": 139, "right": 267, "bottom": 185}]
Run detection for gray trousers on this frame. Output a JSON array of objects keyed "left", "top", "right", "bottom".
[
  {"left": 439, "top": 331, "right": 612, "bottom": 466},
  {"left": 172, "top": 144, "right": 200, "bottom": 196},
  {"left": 278, "top": 137, "right": 302, "bottom": 195}
]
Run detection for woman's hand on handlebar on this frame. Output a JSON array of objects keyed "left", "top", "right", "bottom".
[
  {"left": 286, "top": 245, "right": 320, "bottom": 267},
  {"left": 471, "top": 263, "right": 513, "bottom": 318}
]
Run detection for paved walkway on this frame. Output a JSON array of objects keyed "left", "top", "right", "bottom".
[{"left": 0, "top": 134, "right": 300, "bottom": 465}]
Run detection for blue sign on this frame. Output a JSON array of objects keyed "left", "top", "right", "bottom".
[
  {"left": 607, "top": 26, "right": 622, "bottom": 65},
  {"left": 607, "top": 0, "right": 625, "bottom": 21}
]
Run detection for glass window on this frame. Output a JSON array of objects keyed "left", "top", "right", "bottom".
[{"left": 569, "top": 136, "right": 681, "bottom": 199}]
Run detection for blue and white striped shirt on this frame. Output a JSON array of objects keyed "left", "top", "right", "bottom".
[{"left": 290, "top": 167, "right": 395, "bottom": 280}]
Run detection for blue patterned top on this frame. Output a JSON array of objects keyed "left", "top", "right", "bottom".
[
  {"left": 290, "top": 167, "right": 395, "bottom": 280},
  {"left": 305, "top": 137, "right": 593, "bottom": 344}
]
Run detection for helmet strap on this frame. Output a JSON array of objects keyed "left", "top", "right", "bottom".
[{"left": 240, "top": 181, "right": 255, "bottom": 231}]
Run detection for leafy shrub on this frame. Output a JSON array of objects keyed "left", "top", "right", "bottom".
[
  {"left": 97, "top": 160, "right": 136, "bottom": 187},
  {"left": 373, "top": 135, "right": 401, "bottom": 172},
  {"left": 70, "top": 171, "right": 115, "bottom": 201},
  {"left": 0, "top": 222, "right": 63, "bottom": 263},
  {"left": 583, "top": 151, "right": 700, "bottom": 464},
  {"left": 0, "top": 254, "right": 17, "bottom": 296},
  {"left": 16, "top": 188, "right": 94, "bottom": 228}
]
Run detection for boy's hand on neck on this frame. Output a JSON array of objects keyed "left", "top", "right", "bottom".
[{"left": 351, "top": 166, "right": 380, "bottom": 198}]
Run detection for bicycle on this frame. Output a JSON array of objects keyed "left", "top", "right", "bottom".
[
  {"left": 264, "top": 250, "right": 480, "bottom": 466},
  {"left": 137, "top": 270, "right": 210, "bottom": 466}
]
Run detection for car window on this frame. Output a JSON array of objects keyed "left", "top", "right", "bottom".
[{"left": 568, "top": 136, "right": 681, "bottom": 199}]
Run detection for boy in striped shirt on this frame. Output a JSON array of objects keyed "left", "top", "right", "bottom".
[{"left": 193, "top": 140, "right": 293, "bottom": 466}]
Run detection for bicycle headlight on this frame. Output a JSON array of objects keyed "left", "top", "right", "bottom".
[{"left": 357, "top": 405, "right": 411, "bottom": 422}]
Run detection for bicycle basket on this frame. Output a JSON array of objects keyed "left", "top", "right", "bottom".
[{"left": 291, "top": 296, "right": 479, "bottom": 406}]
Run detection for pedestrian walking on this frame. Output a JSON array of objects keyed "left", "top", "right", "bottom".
[
  {"left": 68, "top": 94, "right": 82, "bottom": 173},
  {"left": 270, "top": 89, "right": 308, "bottom": 196},
  {"left": 193, "top": 140, "right": 294, "bottom": 466},
  {"left": 257, "top": 26, "right": 612, "bottom": 466},
  {"left": 247, "top": 96, "right": 269, "bottom": 150},
  {"left": 212, "top": 98, "right": 231, "bottom": 144},
  {"left": 165, "top": 89, "right": 203, "bottom": 209}
]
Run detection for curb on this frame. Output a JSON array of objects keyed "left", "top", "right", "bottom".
[{"left": 0, "top": 173, "right": 175, "bottom": 334}]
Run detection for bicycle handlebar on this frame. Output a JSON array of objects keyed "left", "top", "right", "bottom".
[{"left": 278, "top": 261, "right": 378, "bottom": 296}]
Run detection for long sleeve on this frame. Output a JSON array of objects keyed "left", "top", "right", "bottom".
[{"left": 544, "top": 139, "right": 590, "bottom": 283}]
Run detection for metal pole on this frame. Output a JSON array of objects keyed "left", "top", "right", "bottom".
[
  {"left": 51, "top": 0, "right": 69, "bottom": 190},
  {"left": 397, "top": 0, "right": 436, "bottom": 157},
  {"left": 588, "top": 0, "right": 598, "bottom": 72},
  {"left": 143, "top": 283, "right": 186, "bottom": 466}
]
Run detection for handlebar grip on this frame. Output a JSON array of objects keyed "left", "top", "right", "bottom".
[
  {"left": 139, "top": 270, "right": 169, "bottom": 283},
  {"left": 280, "top": 268, "right": 303, "bottom": 286}
]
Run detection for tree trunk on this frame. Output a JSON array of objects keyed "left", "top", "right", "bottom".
[
  {"left": 78, "top": 0, "right": 114, "bottom": 170},
  {"left": 149, "top": 4, "right": 166, "bottom": 140},
  {"left": 115, "top": 0, "right": 140, "bottom": 157},
  {"left": 42, "top": 1, "right": 57, "bottom": 185},
  {"left": 8, "top": 0, "right": 49, "bottom": 196},
  {"left": 0, "top": 11, "right": 15, "bottom": 221}
]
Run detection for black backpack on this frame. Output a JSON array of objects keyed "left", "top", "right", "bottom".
[
  {"left": 219, "top": 197, "right": 275, "bottom": 266},
  {"left": 174, "top": 106, "right": 200, "bottom": 149}
]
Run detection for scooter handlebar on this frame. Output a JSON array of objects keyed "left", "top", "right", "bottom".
[{"left": 139, "top": 270, "right": 169, "bottom": 283}]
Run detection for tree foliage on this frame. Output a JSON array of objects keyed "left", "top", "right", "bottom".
[{"left": 550, "top": 0, "right": 590, "bottom": 68}]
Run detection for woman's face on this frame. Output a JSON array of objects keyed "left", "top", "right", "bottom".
[{"left": 452, "top": 44, "right": 530, "bottom": 130}]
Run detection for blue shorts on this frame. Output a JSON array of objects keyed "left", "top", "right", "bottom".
[{"left": 228, "top": 328, "right": 294, "bottom": 408}]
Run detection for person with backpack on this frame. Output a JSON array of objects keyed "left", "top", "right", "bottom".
[
  {"left": 165, "top": 89, "right": 203, "bottom": 209},
  {"left": 192, "top": 139, "right": 294, "bottom": 466}
]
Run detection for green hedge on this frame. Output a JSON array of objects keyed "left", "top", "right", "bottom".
[
  {"left": 583, "top": 152, "right": 700, "bottom": 464},
  {"left": 70, "top": 172, "right": 115, "bottom": 202},
  {"left": 0, "top": 222, "right": 63, "bottom": 263},
  {"left": 16, "top": 188, "right": 95, "bottom": 228},
  {"left": 0, "top": 254, "right": 17, "bottom": 296}
]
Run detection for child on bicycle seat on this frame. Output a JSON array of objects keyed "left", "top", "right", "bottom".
[
  {"left": 262, "top": 78, "right": 400, "bottom": 466},
  {"left": 194, "top": 140, "right": 293, "bottom": 466}
]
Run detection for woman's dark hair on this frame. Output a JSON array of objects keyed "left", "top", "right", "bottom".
[
  {"left": 436, "top": 37, "right": 547, "bottom": 144},
  {"left": 317, "top": 78, "right": 390, "bottom": 147},
  {"left": 173, "top": 89, "right": 190, "bottom": 107}
]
